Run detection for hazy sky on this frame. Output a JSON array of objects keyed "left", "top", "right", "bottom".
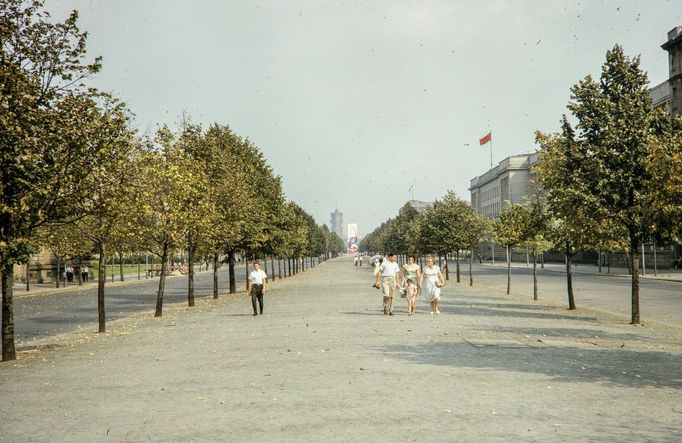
[{"left": 46, "top": 0, "right": 681, "bottom": 237}]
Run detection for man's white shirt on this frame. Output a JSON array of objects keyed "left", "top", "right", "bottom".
[
  {"left": 249, "top": 269, "right": 268, "bottom": 284},
  {"left": 378, "top": 261, "right": 400, "bottom": 277}
]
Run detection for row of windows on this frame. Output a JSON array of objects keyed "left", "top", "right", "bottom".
[
  {"left": 480, "top": 186, "right": 500, "bottom": 203},
  {"left": 482, "top": 201, "right": 502, "bottom": 218}
]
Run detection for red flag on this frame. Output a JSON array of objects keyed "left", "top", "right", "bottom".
[{"left": 479, "top": 132, "right": 492, "bottom": 146}]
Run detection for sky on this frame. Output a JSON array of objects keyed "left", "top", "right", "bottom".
[{"left": 45, "top": 0, "right": 682, "bottom": 238}]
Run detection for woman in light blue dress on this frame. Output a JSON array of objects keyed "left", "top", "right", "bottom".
[{"left": 420, "top": 256, "right": 445, "bottom": 315}]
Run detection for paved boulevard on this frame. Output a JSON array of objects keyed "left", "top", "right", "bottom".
[
  {"left": 1, "top": 257, "right": 680, "bottom": 441},
  {"left": 12, "top": 259, "right": 681, "bottom": 348}
]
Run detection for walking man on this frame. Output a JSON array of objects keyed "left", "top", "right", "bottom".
[
  {"left": 248, "top": 260, "right": 268, "bottom": 316},
  {"left": 373, "top": 252, "right": 400, "bottom": 315}
]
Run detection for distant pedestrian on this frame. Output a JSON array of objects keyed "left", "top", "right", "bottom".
[
  {"left": 247, "top": 261, "right": 268, "bottom": 316},
  {"left": 81, "top": 265, "right": 89, "bottom": 282},
  {"left": 372, "top": 257, "right": 383, "bottom": 277},
  {"left": 405, "top": 278, "right": 417, "bottom": 316},
  {"left": 420, "top": 257, "right": 445, "bottom": 315},
  {"left": 373, "top": 252, "right": 400, "bottom": 315},
  {"left": 66, "top": 266, "right": 74, "bottom": 283}
]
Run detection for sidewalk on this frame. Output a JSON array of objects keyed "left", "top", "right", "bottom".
[
  {"left": 1, "top": 257, "right": 680, "bottom": 441},
  {"left": 478, "top": 259, "right": 682, "bottom": 282}
]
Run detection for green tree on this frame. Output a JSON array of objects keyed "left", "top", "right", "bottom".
[
  {"left": 518, "top": 197, "right": 551, "bottom": 301},
  {"left": 174, "top": 122, "right": 217, "bottom": 307},
  {"left": 137, "top": 127, "right": 195, "bottom": 317},
  {"left": 493, "top": 204, "right": 526, "bottom": 295},
  {"left": 201, "top": 124, "right": 250, "bottom": 297},
  {"left": 463, "top": 212, "right": 490, "bottom": 287},
  {"left": 543, "top": 45, "right": 672, "bottom": 323},
  {"left": 644, "top": 122, "right": 682, "bottom": 245},
  {"left": 0, "top": 0, "right": 111, "bottom": 360}
]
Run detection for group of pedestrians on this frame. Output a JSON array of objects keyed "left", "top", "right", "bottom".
[
  {"left": 372, "top": 253, "right": 445, "bottom": 316},
  {"left": 64, "top": 265, "right": 90, "bottom": 282}
]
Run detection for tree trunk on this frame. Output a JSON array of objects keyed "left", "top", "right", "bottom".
[
  {"left": 77, "top": 260, "right": 82, "bottom": 286},
  {"left": 55, "top": 256, "right": 60, "bottom": 288},
  {"left": 97, "top": 242, "right": 107, "bottom": 332},
  {"left": 469, "top": 248, "right": 474, "bottom": 286},
  {"left": 2, "top": 262, "right": 16, "bottom": 361},
  {"left": 607, "top": 253, "right": 611, "bottom": 274},
  {"left": 630, "top": 239, "right": 641, "bottom": 325},
  {"left": 270, "top": 255, "right": 276, "bottom": 281},
  {"left": 532, "top": 249, "right": 538, "bottom": 301},
  {"left": 187, "top": 241, "right": 195, "bottom": 307},
  {"left": 301, "top": 256, "right": 305, "bottom": 272},
  {"left": 506, "top": 245, "right": 511, "bottom": 295},
  {"left": 598, "top": 250, "right": 602, "bottom": 273},
  {"left": 155, "top": 244, "right": 169, "bottom": 317},
  {"left": 25, "top": 262, "right": 30, "bottom": 292},
  {"left": 245, "top": 257, "right": 249, "bottom": 290},
  {"left": 118, "top": 253, "right": 124, "bottom": 282},
  {"left": 443, "top": 253, "right": 449, "bottom": 280},
  {"left": 213, "top": 252, "right": 219, "bottom": 299},
  {"left": 228, "top": 250, "right": 236, "bottom": 294},
  {"left": 456, "top": 251, "right": 461, "bottom": 283},
  {"left": 566, "top": 249, "right": 576, "bottom": 310},
  {"left": 278, "top": 258, "right": 282, "bottom": 279}
]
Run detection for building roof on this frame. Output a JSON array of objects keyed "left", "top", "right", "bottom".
[
  {"left": 469, "top": 153, "right": 538, "bottom": 190},
  {"left": 662, "top": 26, "right": 682, "bottom": 50},
  {"left": 407, "top": 200, "right": 430, "bottom": 212}
]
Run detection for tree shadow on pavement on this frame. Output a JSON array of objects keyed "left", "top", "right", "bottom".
[
  {"left": 436, "top": 298, "right": 599, "bottom": 323},
  {"left": 379, "top": 340, "right": 682, "bottom": 389},
  {"left": 488, "top": 325, "right": 670, "bottom": 346}
]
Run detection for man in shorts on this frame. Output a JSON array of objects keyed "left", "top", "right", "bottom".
[{"left": 373, "top": 252, "right": 400, "bottom": 315}]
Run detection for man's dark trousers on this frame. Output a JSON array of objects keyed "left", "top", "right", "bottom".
[{"left": 251, "top": 284, "right": 264, "bottom": 314}]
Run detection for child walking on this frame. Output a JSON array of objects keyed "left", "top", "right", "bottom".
[{"left": 405, "top": 278, "right": 417, "bottom": 316}]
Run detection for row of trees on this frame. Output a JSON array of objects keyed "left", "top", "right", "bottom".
[
  {"left": 361, "top": 45, "right": 682, "bottom": 326},
  {"left": 0, "top": 0, "right": 344, "bottom": 361},
  {"left": 359, "top": 192, "right": 489, "bottom": 286}
]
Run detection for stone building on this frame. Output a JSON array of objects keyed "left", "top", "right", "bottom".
[
  {"left": 469, "top": 153, "right": 539, "bottom": 220},
  {"left": 329, "top": 208, "right": 343, "bottom": 239},
  {"left": 657, "top": 26, "right": 682, "bottom": 118}
]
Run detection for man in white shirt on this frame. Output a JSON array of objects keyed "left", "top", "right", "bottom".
[
  {"left": 373, "top": 252, "right": 401, "bottom": 315},
  {"left": 248, "top": 261, "right": 268, "bottom": 316}
]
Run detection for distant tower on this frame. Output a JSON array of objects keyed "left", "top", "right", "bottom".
[
  {"left": 330, "top": 208, "right": 343, "bottom": 239},
  {"left": 662, "top": 26, "right": 682, "bottom": 118}
]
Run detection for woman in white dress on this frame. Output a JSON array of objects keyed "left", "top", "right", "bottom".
[{"left": 420, "top": 256, "right": 445, "bottom": 315}]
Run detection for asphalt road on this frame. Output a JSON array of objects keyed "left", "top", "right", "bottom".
[
  {"left": 445, "top": 262, "right": 682, "bottom": 328},
  {"left": 13, "top": 264, "right": 251, "bottom": 345}
]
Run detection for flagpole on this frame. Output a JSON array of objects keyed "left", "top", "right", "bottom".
[{"left": 490, "top": 132, "right": 493, "bottom": 168}]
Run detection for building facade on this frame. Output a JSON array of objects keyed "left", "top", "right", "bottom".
[
  {"left": 661, "top": 26, "right": 682, "bottom": 118},
  {"left": 329, "top": 208, "right": 343, "bottom": 239},
  {"left": 469, "top": 153, "right": 539, "bottom": 219}
]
